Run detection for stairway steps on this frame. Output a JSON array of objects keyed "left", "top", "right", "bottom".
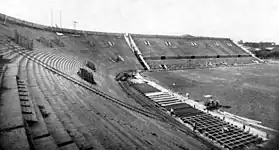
[
  {"left": 35, "top": 61, "right": 88, "bottom": 149},
  {"left": 0, "top": 127, "right": 30, "bottom": 150},
  {"left": 16, "top": 54, "right": 59, "bottom": 150},
  {"left": 0, "top": 78, "right": 30, "bottom": 149},
  {"left": 26, "top": 60, "right": 79, "bottom": 149},
  {"left": 33, "top": 136, "right": 58, "bottom": 150},
  {"left": 16, "top": 78, "right": 38, "bottom": 123}
]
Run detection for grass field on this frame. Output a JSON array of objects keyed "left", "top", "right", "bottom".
[{"left": 144, "top": 64, "right": 279, "bottom": 130}]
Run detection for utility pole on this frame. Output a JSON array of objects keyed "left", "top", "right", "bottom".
[
  {"left": 4, "top": 15, "right": 7, "bottom": 24},
  {"left": 51, "top": 8, "right": 53, "bottom": 27},
  {"left": 60, "top": 11, "right": 62, "bottom": 28},
  {"left": 73, "top": 21, "right": 78, "bottom": 30}
]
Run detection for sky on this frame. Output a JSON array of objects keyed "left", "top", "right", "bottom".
[{"left": 0, "top": 0, "right": 278, "bottom": 43}]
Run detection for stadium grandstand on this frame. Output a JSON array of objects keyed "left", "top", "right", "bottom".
[
  {"left": 0, "top": 12, "right": 278, "bottom": 150},
  {"left": 130, "top": 34, "right": 259, "bottom": 70}
]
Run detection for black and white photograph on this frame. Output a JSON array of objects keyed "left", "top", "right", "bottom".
[{"left": 0, "top": 0, "right": 278, "bottom": 149}]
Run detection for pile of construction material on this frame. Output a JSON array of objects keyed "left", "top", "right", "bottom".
[
  {"left": 86, "top": 61, "right": 96, "bottom": 72},
  {"left": 77, "top": 68, "right": 96, "bottom": 84}
]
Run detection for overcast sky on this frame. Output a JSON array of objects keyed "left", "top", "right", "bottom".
[{"left": 0, "top": 0, "right": 278, "bottom": 43}]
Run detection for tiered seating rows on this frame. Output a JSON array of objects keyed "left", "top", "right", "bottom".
[
  {"left": 0, "top": 38, "right": 81, "bottom": 149},
  {"left": 33, "top": 50, "right": 153, "bottom": 149},
  {"left": 27, "top": 53, "right": 80, "bottom": 149},
  {"left": 0, "top": 34, "right": 263, "bottom": 149},
  {"left": 0, "top": 42, "right": 31, "bottom": 149},
  {"left": 133, "top": 37, "right": 248, "bottom": 58},
  {"left": 14, "top": 45, "right": 154, "bottom": 149}
]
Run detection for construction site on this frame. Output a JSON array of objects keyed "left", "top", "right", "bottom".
[{"left": 0, "top": 12, "right": 278, "bottom": 150}]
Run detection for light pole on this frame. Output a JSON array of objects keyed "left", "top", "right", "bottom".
[
  {"left": 60, "top": 11, "right": 62, "bottom": 28},
  {"left": 73, "top": 21, "right": 78, "bottom": 30},
  {"left": 51, "top": 8, "right": 54, "bottom": 27}
]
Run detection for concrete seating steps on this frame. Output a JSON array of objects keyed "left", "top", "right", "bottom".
[
  {"left": 35, "top": 62, "right": 92, "bottom": 149},
  {"left": 50, "top": 78, "right": 97, "bottom": 149},
  {"left": 16, "top": 48, "right": 84, "bottom": 79},
  {"left": 23, "top": 54, "right": 80, "bottom": 150},
  {"left": 4, "top": 36, "right": 263, "bottom": 149},
  {"left": 136, "top": 38, "right": 250, "bottom": 57},
  {"left": 0, "top": 64, "right": 30, "bottom": 149},
  {"left": 51, "top": 54, "right": 81, "bottom": 75},
  {"left": 0, "top": 44, "right": 80, "bottom": 149},
  {"left": 16, "top": 77, "right": 38, "bottom": 123},
  {"left": 40, "top": 51, "right": 93, "bottom": 144},
  {"left": 52, "top": 70, "right": 150, "bottom": 149},
  {"left": 0, "top": 38, "right": 87, "bottom": 149},
  {"left": 24, "top": 58, "right": 61, "bottom": 150},
  {"left": 32, "top": 50, "right": 83, "bottom": 76},
  {"left": 0, "top": 49, "right": 14, "bottom": 57},
  {"left": 10, "top": 54, "right": 24, "bottom": 65},
  {"left": 39, "top": 52, "right": 150, "bottom": 149},
  {"left": 0, "top": 64, "right": 7, "bottom": 86}
]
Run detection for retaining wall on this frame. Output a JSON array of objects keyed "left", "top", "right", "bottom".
[{"left": 144, "top": 54, "right": 252, "bottom": 60}]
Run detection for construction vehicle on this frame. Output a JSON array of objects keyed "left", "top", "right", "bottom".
[
  {"left": 115, "top": 71, "right": 137, "bottom": 81},
  {"left": 204, "top": 99, "right": 220, "bottom": 110},
  {"left": 203, "top": 95, "right": 231, "bottom": 110}
]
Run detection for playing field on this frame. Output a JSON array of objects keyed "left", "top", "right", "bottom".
[{"left": 144, "top": 64, "right": 279, "bottom": 130}]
